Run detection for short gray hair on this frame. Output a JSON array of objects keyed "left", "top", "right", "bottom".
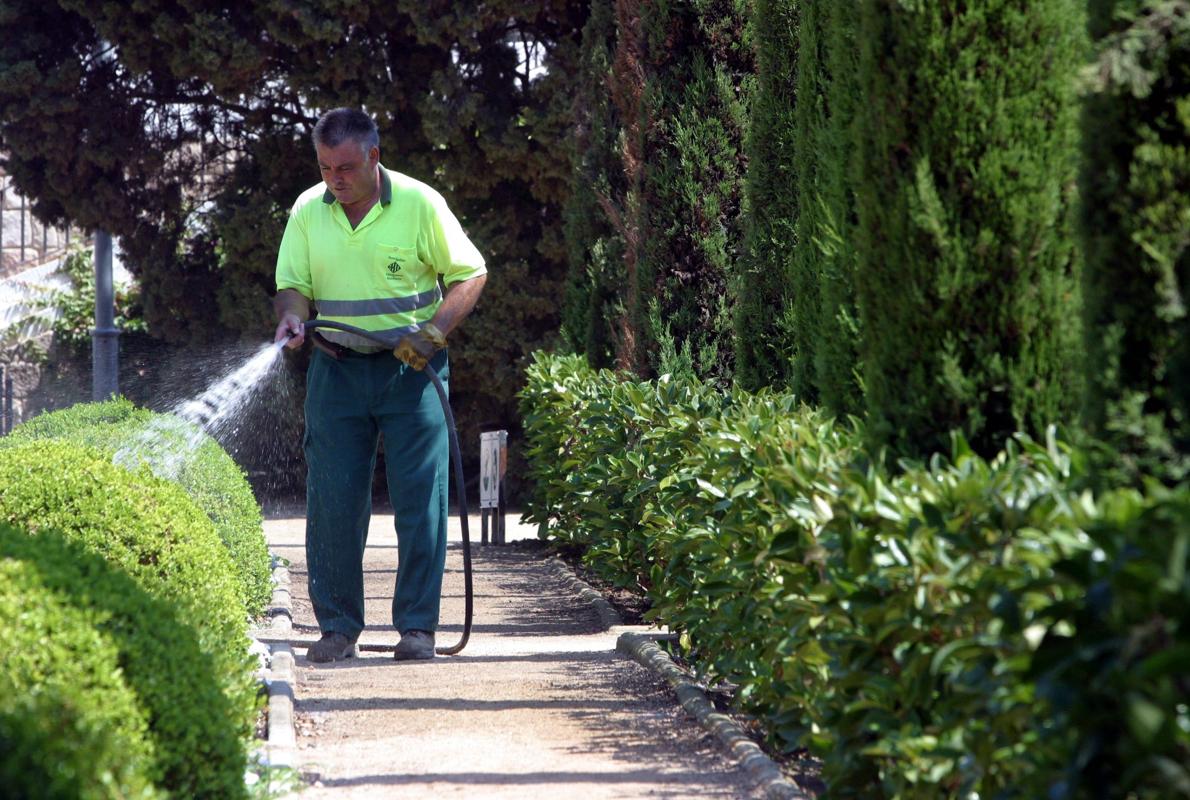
[{"left": 312, "top": 108, "right": 379, "bottom": 154}]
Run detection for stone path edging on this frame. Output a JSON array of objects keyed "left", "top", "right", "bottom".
[
  {"left": 616, "top": 632, "right": 810, "bottom": 800},
  {"left": 264, "top": 558, "right": 297, "bottom": 769},
  {"left": 267, "top": 562, "right": 293, "bottom": 635},
  {"left": 543, "top": 552, "right": 808, "bottom": 799},
  {"left": 266, "top": 643, "right": 297, "bottom": 768}
]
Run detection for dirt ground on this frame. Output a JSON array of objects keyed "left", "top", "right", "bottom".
[{"left": 264, "top": 512, "right": 773, "bottom": 799}]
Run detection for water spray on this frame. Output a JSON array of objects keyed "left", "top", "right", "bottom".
[
  {"left": 114, "top": 341, "right": 288, "bottom": 482},
  {"left": 296, "top": 319, "right": 472, "bottom": 657}
]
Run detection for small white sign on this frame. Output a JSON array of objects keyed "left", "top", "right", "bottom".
[{"left": 479, "top": 430, "right": 508, "bottom": 509}]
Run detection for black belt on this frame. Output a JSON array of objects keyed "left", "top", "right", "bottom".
[{"left": 310, "top": 331, "right": 347, "bottom": 359}]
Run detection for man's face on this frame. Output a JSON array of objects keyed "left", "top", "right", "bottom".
[{"left": 316, "top": 140, "right": 379, "bottom": 207}]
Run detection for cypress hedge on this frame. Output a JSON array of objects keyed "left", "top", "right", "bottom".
[
  {"left": 736, "top": 0, "right": 799, "bottom": 392},
  {"left": 813, "top": 3, "right": 864, "bottom": 418},
  {"left": 564, "top": 0, "right": 751, "bottom": 382},
  {"left": 1080, "top": 0, "right": 1190, "bottom": 484},
  {"left": 562, "top": 0, "right": 625, "bottom": 370},
  {"left": 639, "top": 0, "right": 752, "bottom": 383},
  {"left": 853, "top": 0, "right": 1085, "bottom": 459}
]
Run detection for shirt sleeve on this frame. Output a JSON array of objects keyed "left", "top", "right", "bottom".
[
  {"left": 275, "top": 200, "right": 313, "bottom": 298},
  {"left": 419, "top": 190, "right": 487, "bottom": 287}
]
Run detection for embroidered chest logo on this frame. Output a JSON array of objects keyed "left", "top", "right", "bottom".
[{"left": 385, "top": 257, "right": 404, "bottom": 277}]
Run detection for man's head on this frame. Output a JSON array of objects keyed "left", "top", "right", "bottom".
[{"left": 312, "top": 108, "right": 381, "bottom": 208}]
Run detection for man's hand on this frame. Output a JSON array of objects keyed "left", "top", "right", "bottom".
[
  {"left": 394, "top": 323, "right": 447, "bottom": 371},
  {"left": 273, "top": 289, "right": 311, "bottom": 349},
  {"left": 275, "top": 313, "right": 305, "bottom": 349}
]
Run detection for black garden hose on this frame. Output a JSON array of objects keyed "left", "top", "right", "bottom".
[{"left": 300, "top": 318, "right": 472, "bottom": 656}]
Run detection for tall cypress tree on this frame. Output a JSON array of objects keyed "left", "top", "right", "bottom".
[
  {"left": 1081, "top": 0, "right": 1190, "bottom": 483},
  {"left": 600, "top": 0, "right": 652, "bottom": 375},
  {"left": 853, "top": 0, "right": 1085, "bottom": 459},
  {"left": 736, "top": 0, "right": 798, "bottom": 392},
  {"left": 789, "top": 0, "right": 825, "bottom": 403},
  {"left": 737, "top": 0, "right": 862, "bottom": 410},
  {"left": 566, "top": 0, "right": 752, "bottom": 382},
  {"left": 557, "top": 0, "right": 651, "bottom": 375},
  {"left": 562, "top": 0, "right": 624, "bottom": 369},
  {"left": 637, "top": 0, "right": 753, "bottom": 383},
  {"left": 813, "top": 3, "right": 864, "bottom": 418}
]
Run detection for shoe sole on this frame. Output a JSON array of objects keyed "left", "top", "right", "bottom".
[{"left": 392, "top": 650, "right": 435, "bottom": 661}]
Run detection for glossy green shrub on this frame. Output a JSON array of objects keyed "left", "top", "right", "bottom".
[
  {"left": 782, "top": 436, "right": 1084, "bottom": 797},
  {"left": 1027, "top": 483, "right": 1190, "bottom": 798},
  {"left": 8, "top": 397, "right": 272, "bottom": 616},
  {"left": 520, "top": 352, "right": 622, "bottom": 549},
  {"left": 520, "top": 351, "right": 1190, "bottom": 798},
  {"left": 579, "top": 374, "right": 735, "bottom": 592},
  {"left": 0, "top": 524, "right": 249, "bottom": 798},
  {"left": 0, "top": 440, "right": 258, "bottom": 756},
  {"left": 0, "top": 529, "right": 159, "bottom": 800},
  {"left": 520, "top": 351, "right": 735, "bottom": 590}
]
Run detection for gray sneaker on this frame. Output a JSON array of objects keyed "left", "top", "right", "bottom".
[
  {"left": 307, "top": 631, "right": 358, "bottom": 663},
  {"left": 393, "top": 630, "right": 435, "bottom": 661}
]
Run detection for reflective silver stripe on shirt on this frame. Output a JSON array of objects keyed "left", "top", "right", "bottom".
[{"left": 315, "top": 286, "right": 442, "bottom": 317}]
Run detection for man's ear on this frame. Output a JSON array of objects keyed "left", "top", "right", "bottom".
[{"left": 368, "top": 145, "right": 380, "bottom": 166}]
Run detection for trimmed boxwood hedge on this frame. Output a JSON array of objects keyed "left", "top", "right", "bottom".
[
  {"left": 0, "top": 524, "right": 249, "bottom": 798},
  {"left": 6, "top": 398, "right": 272, "bottom": 616},
  {"left": 0, "top": 530, "right": 160, "bottom": 800},
  {"left": 0, "top": 441, "right": 258, "bottom": 747},
  {"left": 520, "top": 351, "right": 1190, "bottom": 799}
]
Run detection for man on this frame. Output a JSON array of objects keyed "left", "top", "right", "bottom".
[{"left": 273, "top": 107, "right": 487, "bottom": 663}]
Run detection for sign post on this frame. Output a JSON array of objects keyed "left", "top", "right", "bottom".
[{"left": 479, "top": 430, "right": 508, "bottom": 545}]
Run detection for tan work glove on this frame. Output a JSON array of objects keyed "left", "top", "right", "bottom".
[{"left": 393, "top": 323, "right": 447, "bottom": 371}]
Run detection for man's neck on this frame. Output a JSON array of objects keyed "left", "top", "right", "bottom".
[{"left": 342, "top": 165, "right": 382, "bottom": 227}]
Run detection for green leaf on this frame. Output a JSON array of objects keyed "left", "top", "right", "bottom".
[
  {"left": 696, "top": 479, "right": 726, "bottom": 499},
  {"left": 1126, "top": 693, "right": 1166, "bottom": 747},
  {"left": 796, "top": 639, "right": 831, "bottom": 667},
  {"left": 929, "top": 637, "right": 992, "bottom": 675}
]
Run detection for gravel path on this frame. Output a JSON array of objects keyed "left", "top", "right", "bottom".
[{"left": 264, "top": 512, "right": 769, "bottom": 799}]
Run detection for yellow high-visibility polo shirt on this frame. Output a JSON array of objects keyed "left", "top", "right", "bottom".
[{"left": 275, "top": 165, "right": 486, "bottom": 351}]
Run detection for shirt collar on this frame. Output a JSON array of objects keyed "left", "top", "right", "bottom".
[{"left": 322, "top": 164, "right": 392, "bottom": 206}]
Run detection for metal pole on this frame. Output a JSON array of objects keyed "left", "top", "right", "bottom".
[
  {"left": 497, "top": 432, "right": 508, "bottom": 544},
  {"left": 92, "top": 230, "right": 119, "bottom": 401},
  {"left": 3, "top": 372, "right": 13, "bottom": 435},
  {"left": 20, "top": 194, "right": 26, "bottom": 263},
  {"left": 497, "top": 478, "right": 507, "bottom": 545},
  {"left": 0, "top": 364, "right": 6, "bottom": 435}
]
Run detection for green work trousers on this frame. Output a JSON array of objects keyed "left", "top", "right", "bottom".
[{"left": 304, "top": 347, "right": 449, "bottom": 639}]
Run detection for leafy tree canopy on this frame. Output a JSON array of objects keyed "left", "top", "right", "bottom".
[{"left": 0, "top": 0, "right": 588, "bottom": 474}]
